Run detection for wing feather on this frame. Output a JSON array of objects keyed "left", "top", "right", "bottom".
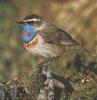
[
  {"left": 39, "top": 23, "right": 79, "bottom": 46},
  {"left": 39, "top": 23, "right": 96, "bottom": 56}
]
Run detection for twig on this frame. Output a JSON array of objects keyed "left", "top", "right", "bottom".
[{"left": 37, "top": 63, "right": 68, "bottom": 100}]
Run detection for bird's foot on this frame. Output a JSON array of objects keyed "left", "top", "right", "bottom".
[{"left": 37, "top": 59, "right": 51, "bottom": 68}]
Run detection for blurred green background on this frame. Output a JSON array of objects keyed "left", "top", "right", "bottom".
[{"left": 0, "top": 0, "right": 97, "bottom": 84}]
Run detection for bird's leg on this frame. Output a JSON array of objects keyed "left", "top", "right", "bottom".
[
  {"left": 37, "top": 58, "right": 54, "bottom": 100},
  {"left": 37, "top": 58, "right": 51, "bottom": 68},
  {"left": 37, "top": 58, "right": 51, "bottom": 81}
]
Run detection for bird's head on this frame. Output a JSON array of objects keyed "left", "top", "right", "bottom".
[{"left": 17, "top": 14, "right": 46, "bottom": 43}]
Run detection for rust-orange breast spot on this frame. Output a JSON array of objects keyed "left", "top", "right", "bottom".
[
  {"left": 24, "top": 38, "right": 39, "bottom": 49},
  {"left": 24, "top": 32, "right": 30, "bottom": 36}
]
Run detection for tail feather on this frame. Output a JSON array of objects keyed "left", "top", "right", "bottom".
[
  {"left": 81, "top": 47, "right": 96, "bottom": 57},
  {"left": 65, "top": 44, "right": 96, "bottom": 57}
]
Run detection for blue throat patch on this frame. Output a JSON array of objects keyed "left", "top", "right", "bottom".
[{"left": 22, "top": 23, "right": 37, "bottom": 43}]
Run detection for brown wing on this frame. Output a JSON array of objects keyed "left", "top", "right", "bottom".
[
  {"left": 40, "top": 23, "right": 79, "bottom": 46},
  {"left": 39, "top": 23, "right": 96, "bottom": 56}
]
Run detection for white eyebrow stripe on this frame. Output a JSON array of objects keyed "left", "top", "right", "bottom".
[{"left": 24, "top": 18, "right": 40, "bottom": 22}]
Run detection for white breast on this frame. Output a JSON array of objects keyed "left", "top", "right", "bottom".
[{"left": 26, "top": 34, "right": 57, "bottom": 58}]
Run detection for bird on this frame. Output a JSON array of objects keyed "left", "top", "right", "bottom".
[{"left": 17, "top": 14, "right": 96, "bottom": 65}]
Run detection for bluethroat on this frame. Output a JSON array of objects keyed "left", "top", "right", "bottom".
[{"left": 17, "top": 15, "right": 96, "bottom": 65}]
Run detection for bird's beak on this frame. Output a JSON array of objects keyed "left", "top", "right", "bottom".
[{"left": 16, "top": 20, "right": 24, "bottom": 24}]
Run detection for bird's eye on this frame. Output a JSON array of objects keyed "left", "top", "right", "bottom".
[
  {"left": 35, "top": 21, "right": 41, "bottom": 26},
  {"left": 32, "top": 21, "right": 41, "bottom": 26},
  {"left": 26, "top": 20, "right": 41, "bottom": 27},
  {"left": 27, "top": 21, "right": 34, "bottom": 25},
  {"left": 31, "top": 21, "right": 35, "bottom": 25}
]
